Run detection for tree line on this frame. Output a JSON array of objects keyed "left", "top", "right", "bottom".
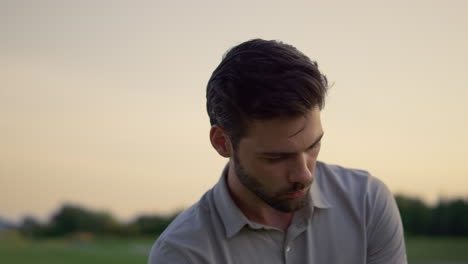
[
  {"left": 395, "top": 195, "right": 468, "bottom": 236},
  {"left": 16, "top": 195, "right": 468, "bottom": 238},
  {"left": 19, "top": 205, "right": 179, "bottom": 238}
]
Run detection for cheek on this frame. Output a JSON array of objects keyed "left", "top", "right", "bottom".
[
  {"left": 253, "top": 161, "right": 279, "bottom": 176},
  {"left": 309, "top": 151, "right": 319, "bottom": 164},
  {"left": 259, "top": 162, "right": 292, "bottom": 184},
  {"left": 307, "top": 147, "right": 321, "bottom": 163},
  {"left": 308, "top": 154, "right": 319, "bottom": 171},
  {"left": 245, "top": 159, "right": 286, "bottom": 182}
]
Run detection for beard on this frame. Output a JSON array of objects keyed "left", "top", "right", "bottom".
[{"left": 233, "top": 153, "right": 311, "bottom": 213}]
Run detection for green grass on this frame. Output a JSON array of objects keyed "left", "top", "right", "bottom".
[
  {"left": 1, "top": 232, "right": 468, "bottom": 263},
  {"left": 406, "top": 236, "right": 468, "bottom": 263},
  {"left": 0, "top": 232, "right": 154, "bottom": 264}
]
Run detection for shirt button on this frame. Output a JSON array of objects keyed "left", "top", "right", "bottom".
[{"left": 285, "top": 246, "right": 291, "bottom": 253}]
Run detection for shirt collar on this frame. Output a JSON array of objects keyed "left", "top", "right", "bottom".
[
  {"left": 310, "top": 161, "right": 333, "bottom": 209},
  {"left": 213, "top": 164, "right": 249, "bottom": 238},
  {"left": 213, "top": 162, "right": 333, "bottom": 238}
]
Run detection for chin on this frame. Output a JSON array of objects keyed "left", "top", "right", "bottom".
[{"left": 270, "top": 197, "right": 310, "bottom": 213}]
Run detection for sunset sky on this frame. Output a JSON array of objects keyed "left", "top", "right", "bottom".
[{"left": 1, "top": 0, "right": 467, "bottom": 222}]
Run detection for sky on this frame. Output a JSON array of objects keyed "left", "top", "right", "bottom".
[{"left": 1, "top": 0, "right": 467, "bottom": 222}]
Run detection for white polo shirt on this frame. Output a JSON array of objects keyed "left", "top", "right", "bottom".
[{"left": 149, "top": 161, "right": 407, "bottom": 263}]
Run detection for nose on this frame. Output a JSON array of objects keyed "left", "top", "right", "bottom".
[{"left": 287, "top": 153, "right": 313, "bottom": 186}]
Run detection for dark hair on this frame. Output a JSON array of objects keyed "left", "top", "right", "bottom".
[{"left": 206, "top": 39, "right": 328, "bottom": 148}]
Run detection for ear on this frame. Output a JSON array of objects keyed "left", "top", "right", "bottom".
[{"left": 209, "top": 125, "right": 233, "bottom": 158}]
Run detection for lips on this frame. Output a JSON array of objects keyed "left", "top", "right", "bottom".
[{"left": 283, "top": 188, "right": 308, "bottom": 198}]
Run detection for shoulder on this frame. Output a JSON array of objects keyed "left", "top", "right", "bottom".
[
  {"left": 315, "top": 161, "right": 396, "bottom": 221},
  {"left": 316, "top": 161, "right": 380, "bottom": 198},
  {"left": 148, "top": 189, "right": 221, "bottom": 264},
  {"left": 316, "top": 161, "right": 407, "bottom": 263},
  {"left": 317, "top": 161, "right": 373, "bottom": 183}
]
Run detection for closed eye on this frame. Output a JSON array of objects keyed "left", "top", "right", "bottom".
[
  {"left": 264, "top": 155, "right": 289, "bottom": 162},
  {"left": 307, "top": 140, "right": 321, "bottom": 150},
  {"left": 257, "top": 133, "right": 324, "bottom": 160}
]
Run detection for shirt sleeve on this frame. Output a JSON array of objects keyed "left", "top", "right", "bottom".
[
  {"left": 148, "top": 239, "right": 191, "bottom": 264},
  {"left": 366, "top": 177, "right": 407, "bottom": 264}
]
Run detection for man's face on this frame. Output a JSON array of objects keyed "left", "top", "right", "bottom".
[{"left": 232, "top": 108, "right": 323, "bottom": 213}]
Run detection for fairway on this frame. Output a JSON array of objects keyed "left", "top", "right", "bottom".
[
  {"left": 1, "top": 232, "right": 468, "bottom": 263},
  {"left": 406, "top": 236, "right": 468, "bottom": 264},
  {"left": 0, "top": 232, "right": 153, "bottom": 264}
]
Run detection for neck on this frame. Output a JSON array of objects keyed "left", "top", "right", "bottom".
[{"left": 226, "top": 163, "right": 293, "bottom": 231}]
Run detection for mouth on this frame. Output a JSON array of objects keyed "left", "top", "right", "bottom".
[{"left": 283, "top": 188, "right": 308, "bottom": 199}]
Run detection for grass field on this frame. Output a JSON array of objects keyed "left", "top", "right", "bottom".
[
  {"left": 0, "top": 232, "right": 153, "bottom": 264},
  {"left": 1, "top": 232, "right": 468, "bottom": 263},
  {"left": 406, "top": 236, "right": 468, "bottom": 264}
]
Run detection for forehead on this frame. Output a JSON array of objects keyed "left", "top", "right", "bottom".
[{"left": 240, "top": 108, "right": 323, "bottom": 152}]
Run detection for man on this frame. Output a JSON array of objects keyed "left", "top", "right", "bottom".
[{"left": 149, "top": 39, "right": 407, "bottom": 263}]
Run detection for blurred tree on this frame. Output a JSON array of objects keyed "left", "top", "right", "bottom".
[
  {"left": 47, "top": 204, "right": 119, "bottom": 237},
  {"left": 447, "top": 199, "right": 468, "bottom": 236},
  {"left": 395, "top": 195, "right": 431, "bottom": 235},
  {"left": 132, "top": 213, "right": 178, "bottom": 236},
  {"left": 19, "top": 216, "right": 42, "bottom": 237}
]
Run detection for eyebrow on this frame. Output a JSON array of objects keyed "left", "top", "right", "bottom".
[{"left": 257, "top": 132, "right": 324, "bottom": 156}]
